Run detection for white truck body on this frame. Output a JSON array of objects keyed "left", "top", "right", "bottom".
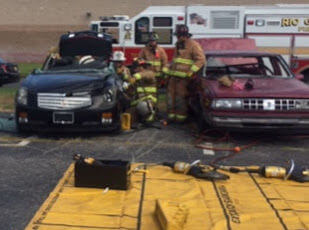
[{"left": 90, "top": 4, "right": 309, "bottom": 80}]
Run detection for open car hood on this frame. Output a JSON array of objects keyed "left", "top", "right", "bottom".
[{"left": 59, "top": 31, "right": 112, "bottom": 59}]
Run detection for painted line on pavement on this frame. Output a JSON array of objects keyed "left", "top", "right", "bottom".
[{"left": 0, "top": 136, "right": 33, "bottom": 147}]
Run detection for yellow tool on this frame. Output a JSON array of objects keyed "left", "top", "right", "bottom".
[
  {"left": 218, "top": 160, "right": 309, "bottom": 183},
  {"left": 261, "top": 166, "right": 287, "bottom": 179},
  {"left": 162, "top": 160, "right": 229, "bottom": 181},
  {"left": 121, "top": 113, "right": 131, "bottom": 131},
  {"left": 73, "top": 154, "right": 103, "bottom": 166}
]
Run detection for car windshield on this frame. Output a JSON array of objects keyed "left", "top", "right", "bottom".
[
  {"left": 37, "top": 56, "right": 112, "bottom": 75},
  {"left": 205, "top": 55, "right": 292, "bottom": 79}
]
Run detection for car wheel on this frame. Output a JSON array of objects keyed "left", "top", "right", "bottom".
[
  {"left": 113, "top": 122, "right": 122, "bottom": 134},
  {"left": 196, "top": 110, "right": 208, "bottom": 133},
  {"left": 15, "top": 113, "right": 30, "bottom": 134},
  {"left": 15, "top": 122, "right": 29, "bottom": 134},
  {"left": 112, "top": 102, "right": 122, "bottom": 134},
  {"left": 193, "top": 96, "right": 209, "bottom": 133}
]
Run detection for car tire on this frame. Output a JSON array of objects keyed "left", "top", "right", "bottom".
[
  {"left": 113, "top": 122, "right": 122, "bottom": 134},
  {"left": 196, "top": 111, "right": 208, "bottom": 134},
  {"left": 15, "top": 122, "right": 29, "bottom": 134},
  {"left": 15, "top": 113, "right": 30, "bottom": 134},
  {"left": 112, "top": 102, "right": 123, "bottom": 134},
  {"left": 190, "top": 96, "right": 209, "bottom": 133}
]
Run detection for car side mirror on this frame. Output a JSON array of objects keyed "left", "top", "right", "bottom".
[
  {"left": 295, "top": 74, "right": 304, "bottom": 80},
  {"left": 31, "top": 68, "right": 40, "bottom": 75}
]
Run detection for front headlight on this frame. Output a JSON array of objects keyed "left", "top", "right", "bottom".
[
  {"left": 17, "top": 87, "right": 28, "bottom": 105},
  {"left": 295, "top": 99, "right": 309, "bottom": 110},
  {"left": 212, "top": 99, "right": 242, "bottom": 109},
  {"left": 102, "top": 87, "right": 116, "bottom": 103}
]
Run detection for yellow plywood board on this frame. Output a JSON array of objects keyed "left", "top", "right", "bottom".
[{"left": 26, "top": 164, "right": 309, "bottom": 230}]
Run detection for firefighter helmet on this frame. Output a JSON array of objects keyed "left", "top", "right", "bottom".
[
  {"left": 111, "top": 51, "right": 126, "bottom": 61},
  {"left": 174, "top": 24, "right": 192, "bottom": 37},
  {"left": 136, "top": 100, "right": 153, "bottom": 118}
]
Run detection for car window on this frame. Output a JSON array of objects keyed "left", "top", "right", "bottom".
[
  {"left": 260, "top": 57, "right": 275, "bottom": 75},
  {"left": 0, "top": 58, "right": 4, "bottom": 63},
  {"left": 99, "top": 22, "right": 120, "bottom": 44},
  {"left": 205, "top": 55, "right": 292, "bottom": 79},
  {"left": 40, "top": 55, "right": 109, "bottom": 74},
  {"left": 135, "top": 17, "right": 150, "bottom": 44},
  {"left": 153, "top": 17, "right": 173, "bottom": 44}
]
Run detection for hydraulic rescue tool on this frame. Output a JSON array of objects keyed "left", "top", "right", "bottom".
[
  {"left": 217, "top": 160, "right": 309, "bottom": 183},
  {"left": 162, "top": 160, "right": 230, "bottom": 181}
]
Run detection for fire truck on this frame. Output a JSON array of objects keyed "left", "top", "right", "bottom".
[{"left": 90, "top": 4, "right": 309, "bottom": 82}]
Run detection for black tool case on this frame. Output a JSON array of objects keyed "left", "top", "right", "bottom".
[{"left": 74, "top": 159, "right": 130, "bottom": 190}]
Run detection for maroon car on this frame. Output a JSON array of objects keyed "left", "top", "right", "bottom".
[{"left": 189, "top": 51, "right": 309, "bottom": 132}]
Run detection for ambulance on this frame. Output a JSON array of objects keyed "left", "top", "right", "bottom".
[{"left": 90, "top": 4, "right": 309, "bottom": 82}]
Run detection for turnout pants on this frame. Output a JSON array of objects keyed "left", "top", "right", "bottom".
[{"left": 167, "top": 77, "right": 189, "bottom": 122}]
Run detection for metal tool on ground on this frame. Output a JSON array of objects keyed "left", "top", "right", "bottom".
[
  {"left": 73, "top": 153, "right": 104, "bottom": 166},
  {"left": 162, "top": 160, "right": 229, "bottom": 181},
  {"left": 217, "top": 160, "right": 309, "bottom": 183}
]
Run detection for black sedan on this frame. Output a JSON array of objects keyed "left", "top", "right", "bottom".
[
  {"left": 15, "top": 31, "right": 128, "bottom": 133},
  {"left": 0, "top": 58, "right": 19, "bottom": 86}
]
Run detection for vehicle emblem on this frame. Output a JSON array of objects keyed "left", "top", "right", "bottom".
[
  {"left": 61, "top": 99, "right": 67, "bottom": 107},
  {"left": 263, "top": 99, "right": 275, "bottom": 111}
]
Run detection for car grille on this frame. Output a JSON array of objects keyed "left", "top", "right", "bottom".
[
  {"left": 243, "top": 99, "right": 297, "bottom": 111},
  {"left": 38, "top": 93, "right": 92, "bottom": 110}
]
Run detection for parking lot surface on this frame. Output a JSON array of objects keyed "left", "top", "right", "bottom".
[{"left": 0, "top": 114, "right": 308, "bottom": 230}]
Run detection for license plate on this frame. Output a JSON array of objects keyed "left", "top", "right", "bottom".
[{"left": 53, "top": 112, "right": 74, "bottom": 124}]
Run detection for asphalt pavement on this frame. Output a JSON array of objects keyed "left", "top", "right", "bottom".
[{"left": 0, "top": 114, "right": 308, "bottom": 230}]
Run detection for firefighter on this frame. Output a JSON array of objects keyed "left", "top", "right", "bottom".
[
  {"left": 138, "top": 32, "right": 169, "bottom": 85},
  {"left": 110, "top": 51, "right": 131, "bottom": 83},
  {"left": 166, "top": 24, "right": 206, "bottom": 122},
  {"left": 129, "top": 58, "right": 157, "bottom": 123}
]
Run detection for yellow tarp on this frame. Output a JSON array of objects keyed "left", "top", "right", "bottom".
[{"left": 26, "top": 164, "right": 309, "bottom": 230}]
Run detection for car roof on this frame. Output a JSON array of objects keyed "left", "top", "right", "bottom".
[{"left": 205, "top": 50, "right": 278, "bottom": 57}]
